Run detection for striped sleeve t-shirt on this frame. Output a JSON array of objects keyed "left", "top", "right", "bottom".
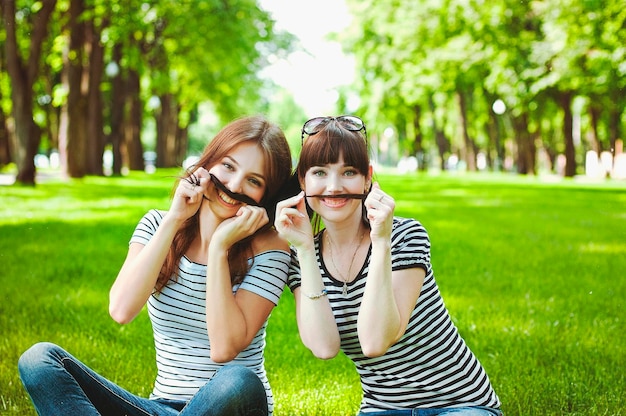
[
  {"left": 130, "top": 209, "right": 290, "bottom": 415},
  {"left": 287, "top": 217, "right": 501, "bottom": 413}
]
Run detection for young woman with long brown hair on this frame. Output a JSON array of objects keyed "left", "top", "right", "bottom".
[{"left": 19, "top": 115, "right": 292, "bottom": 416}]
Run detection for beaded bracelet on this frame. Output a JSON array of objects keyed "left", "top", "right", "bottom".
[{"left": 303, "top": 289, "right": 328, "bottom": 299}]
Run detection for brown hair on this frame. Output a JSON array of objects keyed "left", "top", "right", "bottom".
[
  {"left": 156, "top": 115, "right": 292, "bottom": 292},
  {"left": 295, "top": 119, "right": 370, "bottom": 233}
]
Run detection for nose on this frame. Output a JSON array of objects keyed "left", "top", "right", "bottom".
[
  {"left": 226, "top": 174, "right": 244, "bottom": 194},
  {"left": 326, "top": 172, "right": 342, "bottom": 192}
]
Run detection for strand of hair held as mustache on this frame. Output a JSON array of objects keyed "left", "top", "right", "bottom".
[
  {"left": 185, "top": 172, "right": 260, "bottom": 206},
  {"left": 305, "top": 193, "right": 367, "bottom": 200}
]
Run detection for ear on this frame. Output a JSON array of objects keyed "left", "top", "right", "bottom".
[{"left": 364, "top": 165, "right": 374, "bottom": 191}]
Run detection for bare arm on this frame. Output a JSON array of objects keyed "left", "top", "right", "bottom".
[
  {"left": 204, "top": 207, "right": 287, "bottom": 362},
  {"left": 275, "top": 193, "right": 341, "bottom": 359},
  {"left": 109, "top": 214, "right": 183, "bottom": 324},
  {"left": 292, "top": 246, "right": 341, "bottom": 359},
  {"left": 356, "top": 184, "right": 424, "bottom": 357},
  {"left": 109, "top": 168, "right": 210, "bottom": 324},
  {"left": 358, "top": 258, "right": 424, "bottom": 357}
]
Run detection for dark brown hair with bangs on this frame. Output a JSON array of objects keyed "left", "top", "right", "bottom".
[
  {"left": 296, "top": 119, "right": 370, "bottom": 233},
  {"left": 296, "top": 120, "right": 369, "bottom": 181}
]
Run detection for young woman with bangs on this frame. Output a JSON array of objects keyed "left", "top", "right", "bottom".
[
  {"left": 19, "top": 115, "right": 292, "bottom": 416},
  {"left": 275, "top": 115, "right": 502, "bottom": 415}
]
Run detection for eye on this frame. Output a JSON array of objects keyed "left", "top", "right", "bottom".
[
  {"left": 344, "top": 168, "right": 359, "bottom": 177},
  {"left": 222, "top": 162, "right": 234, "bottom": 170},
  {"left": 248, "top": 177, "right": 263, "bottom": 187},
  {"left": 311, "top": 168, "right": 327, "bottom": 177}
]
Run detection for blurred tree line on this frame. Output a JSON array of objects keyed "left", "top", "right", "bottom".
[
  {"left": 341, "top": 0, "right": 625, "bottom": 176},
  {"left": 1, "top": 0, "right": 624, "bottom": 185},
  {"left": 0, "top": 0, "right": 294, "bottom": 185}
]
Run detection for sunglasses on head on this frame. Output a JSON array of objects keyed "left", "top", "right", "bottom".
[{"left": 300, "top": 115, "right": 367, "bottom": 144}]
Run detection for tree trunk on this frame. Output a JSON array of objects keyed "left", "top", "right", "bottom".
[
  {"left": 156, "top": 93, "right": 180, "bottom": 168},
  {"left": 512, "top": 113, "right": 536, "bottom": 175},
  {"left": 607, "top": 107, "right": 621, "bottom": 154},
  {"left": 588, "top": 101, "right": 602, "bottom": 154},
  {"left": 558, "top": 92, "right": 576, "bottom": 177},
  {"left": 411, "top": 105, "right": 426, "bottom": 171},
  {"left": 1, "top": 0, "right": 57, "bottom": 185},
  {"left": 41, "top": 69, "right": 60, "bottom": 157},
  {"left": 0, "top": 88, "right": 11, "bottom": 166},
  {"left": 126, "top": 70, "right": 144, "bottom": 171},
  {"left": 456, "top": 89, "right": 477, "bottom": 171},
  {"left": 85, "top": 18, "right": 106, "bottom": 176},
  {"left": 487, "top": 108, "right": 505, "bottom": 171},
  {"left": 176, "top": 119, "right": 188, "bottom": 167},
  {"left": 428, "top": 95, "right": 449, "bottom": 171},
  {"left": 65, "top": 0, "right": 88, "bottom": 178},
  {"left": 109, "top": 44, "right": 126, "bottom": 176}
]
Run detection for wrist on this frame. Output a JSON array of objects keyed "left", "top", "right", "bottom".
[
  {"left": 163, "top": 210, "right": 189, "bottom": 228},
  {"left": 208, "top": 240, "right": 229, "bottom": 259},
  {"left": 294, "top": 242, "right": 316, "bottom": 257},
  {"left": 370, "top": 238, "right": 391, "bottom": 251}
]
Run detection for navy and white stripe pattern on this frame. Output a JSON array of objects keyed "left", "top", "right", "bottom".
[
  {"left": 131, "top": 209, "right": 289, "bottom": 415},
  {"left": 288, "top": 217, "right": 501, "bottom": 412}
]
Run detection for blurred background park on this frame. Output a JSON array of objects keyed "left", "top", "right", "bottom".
[
  {"left": 0, "top": 0, "right": 625, "bottom": 184},
  {"left": 1, "top": 0, "right": 625, "bottom": 415}
]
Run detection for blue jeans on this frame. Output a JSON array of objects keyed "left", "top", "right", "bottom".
[
  {"left": 358, "top": 407, "right": 502, "bottom": 416},
  {"left": 18, "top": 342, "right": 268, "bottom": 416}
]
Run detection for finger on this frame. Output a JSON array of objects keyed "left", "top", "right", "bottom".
[
  {"left": 247, "top": 206, "right": 269, "bottom": 224},
  {"left": 295, "top": 195, "right": 307, "bottom": 213},
  {"left": 177, "top": 183, "right": 195, "bottom": 198},
  {"left": 277, "top": 191, "right": 304, "bottom": 210},
  {"left": 281, "top": 206, "right": 305, "bottom": 219},
  {"left": 276, "top": 207, "right": 303, "bottom": 229},
  {"left": 238, "top": 206, "right": 268, "bottom": 225},
  {"left": 194, "top": 166, "right": 210, "bottom": 178},
  {"left": 236, "top": 205, "right": 254, "bottom": 218},
  {"left": 367, "top": 190, "right": 392, "bottom": 207},
  {"left": 242, "top": 207, "right": 269, "bottom": 233}
]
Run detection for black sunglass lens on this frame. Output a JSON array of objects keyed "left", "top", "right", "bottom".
[
  {"left": 303, "top": 117, "right": 330, "bottom": 135},
  {"left": 338, "top": 116, "right": 364, "bottom": 131}
]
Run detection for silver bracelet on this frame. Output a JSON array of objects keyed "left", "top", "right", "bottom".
[{"left": 303, "top": 288, "right": 327, "bottom": 299}]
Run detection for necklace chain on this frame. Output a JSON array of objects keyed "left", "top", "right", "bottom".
[{"left": 326, "top": 229, "right": 365, "bottom": 296}]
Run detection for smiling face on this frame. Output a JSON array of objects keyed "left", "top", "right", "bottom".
[
  {"left": 303, "top": 153, "right": 370, "bottom": 223},
  {"left": 296, "top": 118, "right": 371, "bottom": 227},
  {"left": 207, "top": 142, "right": 267, "bottom": 214}
]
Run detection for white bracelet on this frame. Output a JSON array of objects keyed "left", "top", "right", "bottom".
[{"left": 303, "top": 289, "right": 327, "bottom": 299}]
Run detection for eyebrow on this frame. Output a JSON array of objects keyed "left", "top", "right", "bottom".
[
  {"left": 225, "top": 155, "right": 267, "bottom": 182},
  {"left": 311, "top": 164, "right": 359, "bottom": 173}
]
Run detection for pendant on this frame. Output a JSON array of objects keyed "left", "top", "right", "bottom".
[{"left": 342, "top": 281, "right": 348, "bottom": 296}]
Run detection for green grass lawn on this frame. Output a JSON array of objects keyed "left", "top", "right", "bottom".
[{"left": 1, "top": 170, "right": 624, "bottom": 415}]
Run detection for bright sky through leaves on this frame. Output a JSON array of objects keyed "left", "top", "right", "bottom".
[{"left": 259, "top": 0, "right": 355, "bottom": 116}]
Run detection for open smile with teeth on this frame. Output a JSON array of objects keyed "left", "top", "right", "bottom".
[
  {"left": 323, "top": 197, "right": 348, "bottom": 207},
  {"left": 218, "top": 190, "right": 240, "bottom": 206}
]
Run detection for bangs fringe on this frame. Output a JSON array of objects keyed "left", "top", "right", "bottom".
[{"left": 298, "top": 125, "right": 368, "bottom": 178}]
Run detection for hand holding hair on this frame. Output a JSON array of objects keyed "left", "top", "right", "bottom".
[
  {"left": 274, "top": 191, "right": 314, "bottom": 250},
  {"left": 169, "top": 167, "right": 211, "bottom": 222},
  {"left": 364, "top": 182, "right": 395, "bottom": 240}
]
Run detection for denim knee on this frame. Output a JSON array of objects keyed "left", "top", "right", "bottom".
[
  {"left": 217, "top": 364, "right": 256, "bottom": 379},
  {"left": 18, "top": 342, "right": 53, "bottom": 393},
  {"left": 187, "top": 364, "right": 268, "bottom": 415},
  {"left": 213, "top": 364, "right": 263, "bottom": 392},
  {"left": 18, "top": 342, "right": 58, "bottom": 375}
]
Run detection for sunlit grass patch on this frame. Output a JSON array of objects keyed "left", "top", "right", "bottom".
[{"left": 1, "top": 171, "right": 624, "bottom": 415}]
